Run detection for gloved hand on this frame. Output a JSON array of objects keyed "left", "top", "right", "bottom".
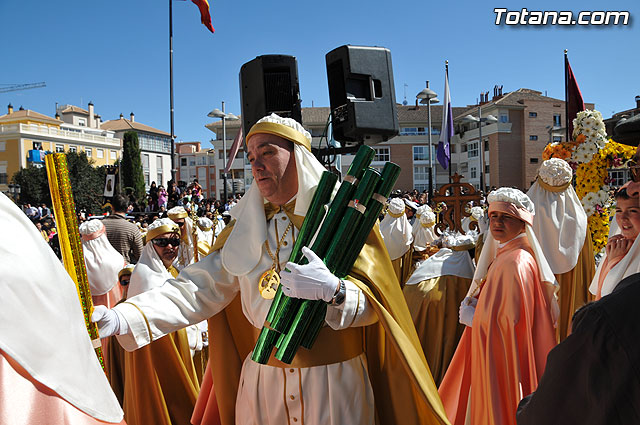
[
  {"left": 91, "top": 305, "right": 128, "bottom": 337},
  {"left": 459, "top": 297, "right": 478, "bottom": 327},
  {"left": 280, "top": 246, "right": 340, "bottom": 302}
]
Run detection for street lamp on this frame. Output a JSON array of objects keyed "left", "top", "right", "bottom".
[
  {"left": 207, "top": 102, "right": 239, "bottom": 203},
  {"left": 462, "top": 107, "right": 498, "bottom": 192},
  {"left": 416, "top": 81, "right": 439, "bottom": 199},
  {"left": 8, "top": 183, "right": 21, "bottom": 203}
]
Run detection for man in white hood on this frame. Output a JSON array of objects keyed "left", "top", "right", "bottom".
[
  {"left": 93, "top": 114, "right": 449, "bottom": 425},
  {"left": 380, "top": 197, "right": 414, "bottom": 287}
]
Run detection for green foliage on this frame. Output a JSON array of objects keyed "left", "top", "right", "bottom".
[
  {"left": 121, "top": 131, "right": 146, "bottom": 204},
  {"left": 11, "top": 164, "right": 50, "bottom": 206},
  {"left": 11, "top": 152, "right": 106, "bottom": 214}
]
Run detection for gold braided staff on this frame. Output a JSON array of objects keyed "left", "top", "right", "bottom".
[{"left": 45, "top": 153, "right": 104, "bottom": 369}]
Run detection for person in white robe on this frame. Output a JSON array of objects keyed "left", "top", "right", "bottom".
[
  {"left": 380, "top": 197, "right": 414, "bottom": 286},
  {"left": 167, "top": 206, "right": 195, "bottom": 270}
]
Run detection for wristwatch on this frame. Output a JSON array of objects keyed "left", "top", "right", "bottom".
[{"left": 330, "top": 279, "right": 346, "bottom": 306}]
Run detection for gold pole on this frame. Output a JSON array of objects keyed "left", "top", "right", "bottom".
[{"left": 45, "top": 153, "right": 104, "bottom": 369}]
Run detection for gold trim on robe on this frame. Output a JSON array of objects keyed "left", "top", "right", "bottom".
[
  {"left": 403, "top": 275, "right": 472, "bottom": 386},
  {"left": 391, "top": 246, "right": 415, "bottom": 289},
  {"left": 555, "top": 233, "right": 596, "bottom": 341}
]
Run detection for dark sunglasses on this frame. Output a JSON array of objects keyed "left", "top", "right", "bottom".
[
  {"left": 120, "top": 278, "right": 130, "bottom": 286},
  {"left": 628, "top": 161, "right": 640, "bottom": 183},
  {"left": 152, "top": 237, "right": 180, "bottom": 247}
]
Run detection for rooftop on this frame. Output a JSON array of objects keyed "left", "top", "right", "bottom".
[{"left": 101, "top": 118, "right": 170, "bottom": 136}]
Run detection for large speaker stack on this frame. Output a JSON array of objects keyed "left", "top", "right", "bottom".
[
  {"left": 325, "top": 45, "right": 399, "bottom": 144},
  {"left": 239, "top": 55, "right": 302, "bottom": 139}
]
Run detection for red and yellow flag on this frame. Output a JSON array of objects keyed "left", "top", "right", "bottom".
[{"left": 191, "top": 0, "right": 214, "bottom": 33}]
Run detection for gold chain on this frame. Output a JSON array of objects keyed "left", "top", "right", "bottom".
[{"left": 264, "top": 219, "right": 293, "bottom": 272}]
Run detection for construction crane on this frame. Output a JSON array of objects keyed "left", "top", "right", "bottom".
[{"left": 0, "top": 82, "right": 46, "bottom": 94}]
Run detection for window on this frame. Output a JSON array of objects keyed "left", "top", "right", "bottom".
[
  {"left": 500, "top": 113, "right": 509, "bottom": 123},
  {"left": 553, "top": 136, "right": 562, "bottom": 143},
  {"left": 460, "top": 162, "right": 469, "bottom": 173},
  {"left": 529, "top": 135, "right": 538, "bottom": 141},
  {"left": 467, "top": 142, "right": 479, "bottom": 158},
  {"left": 110, "top": 150, "right": 117, "bottom": 160},
  {"left": 33, "top": 141, "right": 42, "bottom": 150},
  {"left": 609, "top": 169, "right": 629, "bottom": 188},
  {"left": 553, "top": 114, "right": 562, "bottom": 127},
  {"left": 413, "top": 146, "right": 428, "bottom": 161},
  {"left": 462, "top": 144, "right": 468, "bottom": 153},
  {"left": 138, "top": 133, "right": 171, "bottom": 153},
  {"left": 219, "top": 150, "right": 225, "bottom": 160},
  {"left": 55, "top": 144, "right": 64, "bottom": 153},
  {"left": 144, "top": 172, "right": 150, "bottom": 187},
  {"left": 470, "top": 167, "right": 477, "bottom": 179},
  {"left": 484, "top": 139, "right": 489, "bottom": 151},
  {"left": 142, "top": 154, "right": 149, "bottom": 170},
  {"left": 97, "top": 148, "right": 104, "bottom": 159},
  {"left": 85, "top": 148, "right": 92, "bottom": 157},
  {"left": 450, "top": 144, "right": 457, "bottom": 154},
  {"left": 209, "top": 155, "right": 216, "bottom": 165},
  {"left": 530, "top": 158, "right": 539, "bottom": 164},
  {"left": 157, "top": 156, "right": 163, "bottom": 171},
  {"left": 0, "top": 173, "right": 6, "bottom": 185},
  {"left": 414, "top": 184, "right": 429, "bottom": 192},
  {"left": 0, "top": 142, "right": 5, "bottom": 152},
  {"left": 400, "top": 127, "right": 418, "bottom": 136},
  {"left": 181, "top": 157, "right": 187, "bottom": 166},
  {"left": 529, "top": 112, "right": 537, "bottom": 118},
  {"left": 414, "top": 166, "right": 430, "bottom": 181},
  {"left": 485, "top": 164, "right": 490, "bottom": 173},
  {"left": 189, "top": 158, "right": 196, "bottom": 166},
  {"left": 78, "top": 118, "right": 86, "bottom": 126},
  {"left": 373, "top": 147, "right": 390, "bottom": 162},
  {"left": 197, "top": 156, "right": 208, "bottom": 166}
]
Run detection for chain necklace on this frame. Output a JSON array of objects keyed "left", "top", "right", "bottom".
[{"left": 258, "top": 218, "right": 293, "bottom": 299}]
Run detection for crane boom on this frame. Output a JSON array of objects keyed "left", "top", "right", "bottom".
[{"left": 0, "top": 82, "right": 46, "bottom": 93}]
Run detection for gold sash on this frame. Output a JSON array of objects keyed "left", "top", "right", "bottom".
[
  {"left": 537, "top": 177, "right": 571, "bottom": 192},
  {"left": 251, "top": 325, "right": 364, "bottom": 368}
]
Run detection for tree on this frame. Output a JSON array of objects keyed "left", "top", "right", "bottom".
[
  {"left": 121, "top": 131, "right": 146, "bottom": 206},
  {"left": 11, "top": 152, "right": 105, "bottom": 214}
]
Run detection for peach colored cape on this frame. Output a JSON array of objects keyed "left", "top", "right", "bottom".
[{"left": 439, "top": 237, "right": 556, "bottom": 425}]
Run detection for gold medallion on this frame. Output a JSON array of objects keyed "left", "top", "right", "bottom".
[{"left": 259, "top": 267, "right": 280, "bottom": 300}]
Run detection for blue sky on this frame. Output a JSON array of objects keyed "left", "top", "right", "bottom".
[{"left": 1, "top": 0, "right": 637, "bottom": 146}]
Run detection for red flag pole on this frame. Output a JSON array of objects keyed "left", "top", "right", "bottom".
[{"left": 564, "top": 49, "right": 569, "bottom": 143}]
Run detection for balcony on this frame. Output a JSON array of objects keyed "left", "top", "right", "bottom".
[{"left": 0, "top": 123, "right": 122, "bottom": 148}]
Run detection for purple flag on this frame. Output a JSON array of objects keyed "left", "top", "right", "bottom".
[{"left": 437, "top": 70, "right": 453, "bottom": 169}]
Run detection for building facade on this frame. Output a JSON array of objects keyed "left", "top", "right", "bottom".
[
  {"left": 101, "top": 113, "right": 172, "bottom": 190},
  {"left": 0, "top": 103, "right": 121, "bottom": 194},
  {"left": 175, "top": 141, "right": 217, "bottom": 198}
]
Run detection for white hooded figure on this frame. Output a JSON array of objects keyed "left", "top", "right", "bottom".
[
  {"left": 380, "top": 197, "right": 415, "bottom": 286},
  {"left": 196, "top": 216, "right": 214, "bottom": 247},
  {"left": 167, "top": 206, "right": 195, "bottom": 270},
  {"left": 0, "top": 193, "right": 123, "bottom": 424},
  {"left": 80, "top": 219, "right": 126, "bottom": 308},
  {"left": 413, "top": 210, "right": 437, "bottom": 253},
  {"left": 403, "top": 231, "right": 476, "bottom": 385},
  {"left": 526, "top": 158, "right": 594, "bottom": 340},
  {"left": 461, "top": 206, "right": 484, "bottom": 235},
  {"left": 412, "top": 204, "right": 433, "bottom": 239},
  {"left": 380, "top": 197, "right": 413, "bottom": 260}
]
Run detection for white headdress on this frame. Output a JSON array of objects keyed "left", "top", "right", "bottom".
[
  {"left": 79, "top": 219, "right": 125, "bottom": 295},
  {"left": 406, "top": 231, "right": 476, "bottom": 284},
  {"left": 526, "top": 158, "right": 587, "bottom": 274},
  {"left": 379, "top": 198, "right": 414, "bottom": 260},
  {"left": 413, "top": 210, "right": 437, "bottom": 251}
]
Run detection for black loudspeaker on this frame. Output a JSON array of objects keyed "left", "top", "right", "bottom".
[
  {"left": 239, "top": 55, "right": 302, "bottom": 139},
  {"left": 326, "top": 45, "right": 399, "bottom": 144}
]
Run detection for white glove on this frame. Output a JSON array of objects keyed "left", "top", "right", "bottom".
[
  {"left": 280, "top": 246, "right": 340, "bottom": 302},
  {"left": 91, "top": 305, "right": 128, "bottom": 337},
  {"left": 459, "top": 297, "right": 478, "bottom": 327}
]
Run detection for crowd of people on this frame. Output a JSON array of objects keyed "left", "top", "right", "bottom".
[{"left": 2, "top": 113, "right": 639, "bottom": 425}]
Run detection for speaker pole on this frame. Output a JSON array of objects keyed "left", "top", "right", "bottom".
[{"left": 169, "top": 0, "right": 176, "bottom": 184}]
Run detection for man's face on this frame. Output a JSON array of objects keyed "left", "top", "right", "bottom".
[
  {"left": 173, "top": 217, "right": 186, "bottom": 237},
  {"left": 247, "top": 133, "right": 298, "bottom": 205},
  {"left": 489, "top": 211, "right": 526, "bottom": 243},
  {"left": 151, "top": 231, "right": 180, "bottom": 267}
]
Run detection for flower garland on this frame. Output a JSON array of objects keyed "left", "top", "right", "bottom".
[{"left": 542, "top": 110, "right": 636, "bottom": 252}]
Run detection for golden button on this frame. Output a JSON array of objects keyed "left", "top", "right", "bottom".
[
  {"left": 283, "top": 241, "right": 288, "bottom": 246},
  {"left": 289, "top": 368, "right": 295, "bottom": 373},
  {"left": 293, "top": 418, "right": 298, "bottom": 422},
  {"left": 282, "top": 216, "right": 287, "bottom": 220},
  {"left": 290, "top": 395, "right": 295, "bottom": 400}
]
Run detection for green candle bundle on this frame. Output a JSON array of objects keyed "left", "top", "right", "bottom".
[{"left": 251, "top": 145, "right": 402, "bottom": 365}]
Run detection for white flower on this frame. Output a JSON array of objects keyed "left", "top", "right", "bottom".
[
  {"left": 583, "top": 205, "right": 595, "bottom": 216},
  {"left": 595, "top": 190, "right": 609, "bottom": 204},
  {"left": 538, "top": 158, "right": 573, "bottom": 186}
]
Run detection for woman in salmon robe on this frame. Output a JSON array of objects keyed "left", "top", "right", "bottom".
[{"left": 439, "top": 188, "right": 558, "bottom": 425}]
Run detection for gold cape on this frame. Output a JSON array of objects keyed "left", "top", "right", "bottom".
[{"left": 205, "top": 218, "right": 450, "bottom": 425}]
